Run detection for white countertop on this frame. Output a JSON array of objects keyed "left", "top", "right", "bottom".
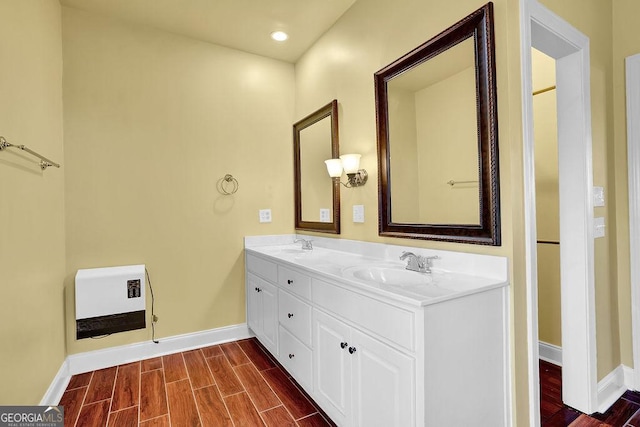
[{"left": 245, "top": 235, "right": 509, "bottom": 307}]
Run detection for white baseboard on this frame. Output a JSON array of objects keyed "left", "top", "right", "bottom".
[
  {"left": 536, "top": 341, "right": 635, "bottom": 414},
  {"left": 539, "top": 341, "right": 562, "bottom": 366},
  {"left": 40, "top": 360, "right": 71, "bottom": 406},
  {"left": 624, "top": 365, "right": 636, "bottom": 391},
  {"left": 597, "top": 365, "right": 627, "bottom": 413},
  {"left": 41, "top": 323, "right": 252, "bottom": 405}
]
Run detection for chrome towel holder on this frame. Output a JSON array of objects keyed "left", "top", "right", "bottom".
[
  {"left": 217, "top": 174, "right": 239, "bottom": 195},
  {"left": 447, "top": 179, "right": 478, "bottom": 187},
  {"left": 0, "top": 136, "right": 61, "bottom": 170}
]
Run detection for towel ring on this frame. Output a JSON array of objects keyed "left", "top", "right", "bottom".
[{"left": 217, "top": 174, "right": 239, "bottom": 195}]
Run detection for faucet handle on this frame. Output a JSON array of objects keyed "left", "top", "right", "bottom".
[
  {"left": 400, "top": 252, "right": 438, "bottom": 273},
  {"left": 421, "top": 255, "right": 440, "bottom": 272},
  {"left": 294, "top": 238, "right": 313, "bottom": 250}
]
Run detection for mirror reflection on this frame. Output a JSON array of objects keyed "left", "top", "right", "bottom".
[
  {"left": 294, "top": 100, "right": 340, "bottom": 234},
  {"left": 388, "top": 37, "right": 480, "bottom": 224},
  {"left": 300, "top": 116, "right": 333, "bottom": 222}
]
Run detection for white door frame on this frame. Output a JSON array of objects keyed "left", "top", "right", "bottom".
[
  {"left": 627, "top": 53, "right": 640, "bottom": 391},
  {"left": 520, "top": 0, "right": 597, "bottom": 423}
]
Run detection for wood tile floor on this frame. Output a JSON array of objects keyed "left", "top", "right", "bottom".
[
  {"left": 541, "top": 359, "right": 640, "bottom": 426},
  {"left": 58, "top": 337, "right": 335, "bottom": 427}
]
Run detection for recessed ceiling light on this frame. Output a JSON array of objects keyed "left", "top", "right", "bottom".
[{"left": 270, "top": 31, "right": 288, "bottom": 42}]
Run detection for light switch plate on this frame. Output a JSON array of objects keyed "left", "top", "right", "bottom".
[
  {"left": 320, "top": 208, "right": 330, "bottom": 223},
  {"left": 594, "top": 186, "right": 605, "bottom": 207},
  {"left": 353, "top": 205, "right": 365, "bottom": 223},
  {"left": 594, "top": 217, "right": 605, "bottom": 238},
  {"left": 259, "top": 209, "right": 272, "bottom": 223}
]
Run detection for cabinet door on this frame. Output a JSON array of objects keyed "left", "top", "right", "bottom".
[
  {"left": 260, "top": 279, "right": 278, "bottom": 355},
  {"left": 313, "top": 309, "right": 351, "bottom": 427},
  {"left": 246, "top": 273, "right": 262, "bottom": 335},
  {"left": 350, "top": 329, "right": 415, "bottom": 427},
  {"left": 246, "top": 274, "right": 278, "bottom": 355}
]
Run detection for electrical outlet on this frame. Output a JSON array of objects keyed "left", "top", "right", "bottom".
[
  {"left": 353, "top": 205, "right": 365, "bottom": 223},
  {"left": 594, "top": 217, "right": 605, "bottom": 238},
  {"left": 320, "top": 208, "right": 330, "bottom": 222},
  {"left": 593, "top": 186, "right": 605, "bottom": 207},
  {"left": 259, "top": 209, "right": 272, "bottom": 223}
]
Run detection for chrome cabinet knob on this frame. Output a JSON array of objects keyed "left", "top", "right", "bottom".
[
  {"left": 340, "top": 342, "right": 348, "bottom": 349},
  {"left": 289, "top": 353, "right": 295, "bottom": 359},
  {"left": 348, "top": 346, "right": 357, "bottom": 354},
  {"left": 288, "top": 313, "right": 294, "bottom": 318}
]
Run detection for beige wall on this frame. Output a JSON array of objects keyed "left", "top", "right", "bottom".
[
  {"left": 612, "top": 0, "right": 640, "bottom": 369},
  {"left": 0, "top": 0, "right": 66, "bottom": 404},
  {"left": 293, "top": 0, "right": 526, "bottom": 422},
  {"left": 61, "top": 7, "right": 295, "bottom": 354}
]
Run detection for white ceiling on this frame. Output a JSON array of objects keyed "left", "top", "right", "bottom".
[{"left": 60, "top": 0, "right": 357, "bottom": 63}]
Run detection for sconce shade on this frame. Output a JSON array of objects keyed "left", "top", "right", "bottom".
[
  {"left": 339, "top": 154, "right": 361, "bottom": 174},
  {"left": 325, "top": 159, "right": 343, "bottom": 178}
]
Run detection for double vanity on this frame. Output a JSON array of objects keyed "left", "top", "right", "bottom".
[{"left": 245, "top": 234, "right": 510, "bottom": 426}]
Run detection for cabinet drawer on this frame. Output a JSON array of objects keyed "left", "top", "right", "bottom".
[
  {"left": 313, "top": 278, "right": 415, "bottom": 352},
  {"left": 279, "top": 326, "right": 312, "bottom": 389},
  {"left": 246, "top": 253, "right": 277, "bottom": 283},
  {"left": 278, "top": 266, "right": 312, "bottom": 300},
  {"left": 279, "top": 290, "right": 312, "bottom": 347}
]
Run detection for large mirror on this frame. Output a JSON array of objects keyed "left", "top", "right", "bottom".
[
  {"left": 375, "top": 3, "right": 500, "bottom": 245},
  {"left": 294, "top": 100, "right": 340, "bottom": 234}
]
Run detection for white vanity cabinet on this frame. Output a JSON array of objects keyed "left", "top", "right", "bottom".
[{"left": 244, "top": 240, "right": 510, "bottom": 427}]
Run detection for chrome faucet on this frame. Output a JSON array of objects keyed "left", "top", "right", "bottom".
[
  {"left": 399, "top": 251, "right": 439, "bottom": 273},
  {"left": 294, "top": 238, "right": 313, "bottom": 250}
]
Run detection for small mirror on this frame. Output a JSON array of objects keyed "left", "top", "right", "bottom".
[
  {"left": 375, "top": 3, "right": 500, "bottom": 245},
  {"left": 294, "top": 100, "right": 340, "bottom": 234}
]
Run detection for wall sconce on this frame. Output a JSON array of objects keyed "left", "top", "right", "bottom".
[{"left": 324, "top": 154, "right": 368, "bottom": 188}]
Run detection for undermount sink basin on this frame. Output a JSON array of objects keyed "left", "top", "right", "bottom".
[
  {"left": 263, "top": 246, "right": 313, "bottom": 256},
  {"left": 279, "top": 248, "right": 310, "bottom": 254},
  {"left": 341, "top": 265, "right": 454, "bottom": 299},
  {"left": 265, "top": 247, "right": 337, "bottom": 267},
  {"left": 344, "top": 265, "right": 434, "bottom": 286}
]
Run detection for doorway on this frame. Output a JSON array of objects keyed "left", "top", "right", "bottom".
[
  {"left": 520, "top": 0, "right": 597, "bottom": 424},
  {"left": 532, "top": 49, "right": 561, "bottom": 373}
]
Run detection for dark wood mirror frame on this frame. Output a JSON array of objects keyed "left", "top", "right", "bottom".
[
  {"left": 375, "top": 2, "right": 500, "bottom": 245},
  {"left": 294, "top": 99, "right": 341, "bottom": 234}
]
